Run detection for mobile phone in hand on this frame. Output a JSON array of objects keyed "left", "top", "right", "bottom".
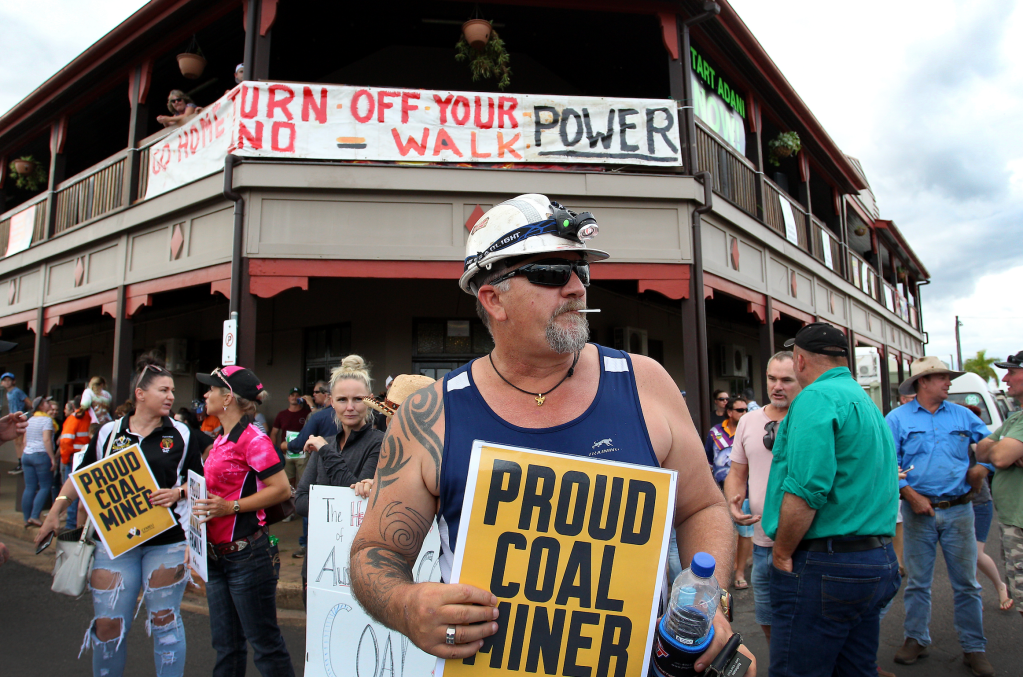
[{"left": 36, "top": 532, "right": 54, "bottom": 555}]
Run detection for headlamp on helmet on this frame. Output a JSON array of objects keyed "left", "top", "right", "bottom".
[{"left": 550, "top": 201, "right": 599, "bottom": 242}]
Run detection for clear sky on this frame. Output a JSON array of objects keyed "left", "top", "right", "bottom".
[{"left": 1, "top": 0, "right": 1020, "bottom": 379}]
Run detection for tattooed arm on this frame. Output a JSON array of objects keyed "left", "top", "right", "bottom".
[{"left": 350, "top": 381, "right": 499, "bottom": 659}]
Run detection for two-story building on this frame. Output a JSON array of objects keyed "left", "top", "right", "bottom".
[{"left": 0, "top": 0, "right": 929, "bottom": 446}]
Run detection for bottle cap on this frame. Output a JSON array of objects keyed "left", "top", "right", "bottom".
[{"left": 691, "top": 552, "right": 716, "bottom": 578}]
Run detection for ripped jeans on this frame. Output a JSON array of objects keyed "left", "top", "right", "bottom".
[{"left": 84, "top": 541, "right": 189, "bottom": 677}]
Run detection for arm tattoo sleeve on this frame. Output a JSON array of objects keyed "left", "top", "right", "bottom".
[{"left": 397, "top": 387, "right": 444, "bottom": 486}]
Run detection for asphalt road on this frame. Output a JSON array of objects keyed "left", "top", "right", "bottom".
[{"left": 2, "top": 534, "right": 1022, "bottom": 676}]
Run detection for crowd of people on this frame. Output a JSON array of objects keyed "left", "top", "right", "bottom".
[{"left": 1, "top": 193, "right": 1022, "bottom": 677}]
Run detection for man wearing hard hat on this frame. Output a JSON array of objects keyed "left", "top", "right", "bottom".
[{"left": 349, "top": 194, "right": 753, "bottom": 673}]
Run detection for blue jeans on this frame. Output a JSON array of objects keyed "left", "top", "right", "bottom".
[
  {"left": 86, "top": 541, "right": 189, "bottom": 677},
  {"left": 300, "top": 516, "right": 308, "bottom": 548},
  {"left": 752, "top": 544, "right": 773, "bottom": 627},
  {"left": 973, "top": 500, "right": 993, "bottom": 543},
  {"left": 206, "top": 533, "right": 295, "bottom": 677},
  {"left": 769, "top": 542, "right": 900, "bottom": 677},
  {"left": 901, "top": 501, "right": 985, "bottom": 652},
  {"left": 21, "top": 452, "right": 52, "bottom": 521},
  {"left": 61, "top": 462, "right": 79, "bottom": 530}
]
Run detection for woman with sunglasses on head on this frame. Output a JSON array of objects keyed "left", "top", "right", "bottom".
[
  {"left": 157, "top": 89, "right": 198, "bottom": 128},
  {"left": 294, "top": 355, "right": 385, "bottom": 604},
  {"left": 193, "top": 365, "right": 295, "bottom": 677},
  {"left": 35, "top": 353, "right": 206, "bottom": 677}
]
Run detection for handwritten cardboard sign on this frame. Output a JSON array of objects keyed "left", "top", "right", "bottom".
[
  {"left": 72, "top": 444, "right": 178, "bottom": 558},
  {"left": 439, "top": 441, "right": 676, "bottom": 677},
  {"left": 145, "top": 82, "right": 683, "bottom": 200},
  {"left": 305, "top": 484, "right": 442, "bottom": 677},
  {"left": 186, "top": 470, "right": 208, "bottom": 582}
]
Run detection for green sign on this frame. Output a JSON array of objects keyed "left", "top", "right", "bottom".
[
  {"left": 691, "top": 47, "right": 746, "bottom": 118},
  {"left": 690, "top": 47, "right": 747, "bottom": 154}
]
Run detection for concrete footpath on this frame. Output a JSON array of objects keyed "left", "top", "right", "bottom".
[{"left": 0, "top": 459, "right": 308, "bottom": 620}]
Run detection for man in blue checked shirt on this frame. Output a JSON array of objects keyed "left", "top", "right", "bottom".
[{"left": 886, "top": 356, "right": 994, "bottom": 677}]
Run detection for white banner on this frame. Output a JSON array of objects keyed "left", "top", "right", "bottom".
[
  {"left": 146, "top": 83, "right": 682, "bottom": 200},
  {"left": 780, "top": 194, "right": 800, "bottom": 246},
  {"left": 144, "top": 92, "right": 237, "bottom": 200},
  {"left": 305, "top": 484, "right": 442, "bottom": 677},
  {"left": 186, "top": 470, "right": 208, "bottom": 582},
  {"left": 5, "top": 204, "right": 35, "bottom": 257}
]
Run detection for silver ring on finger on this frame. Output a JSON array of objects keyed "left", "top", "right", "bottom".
[{"left": 445, "top": 625, "right": 457, "bottom": 645}]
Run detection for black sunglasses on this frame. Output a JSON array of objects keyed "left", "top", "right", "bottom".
[
  {"left": 731, "top": 407, "right": 748, "bottom": 413},
  {"left": 170, "top": 98, "right": 184, "bottom": 104},
  {"left": 763, "top": 420, "right": 779, "bottom": 451},
  {"left": 488, "top": 259, "right": 590, "bottom": 288},
  {"left": 314, "top": 389, "right": 329, "bottom": 395}
]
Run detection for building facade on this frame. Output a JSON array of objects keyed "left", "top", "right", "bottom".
[{"left": 0, "top": 0, "right": 928, "bottom": 449}]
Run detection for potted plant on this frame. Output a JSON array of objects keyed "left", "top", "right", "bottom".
[
  {"left": 177, "top": 37, "right": 206, "bottom": 79},
  {"left": 767, "top": 131, "right": 801, "bottom": 167},
  {"left": 8, "top": 156, "right": 47, "bottom": 192},
  {"left": 455, "top": 26, "right": 512, "bottom": 90},
  {"left": 896, "top": 265, "right": 908, "bottom": 282},
  {"left": 462, "top": 18, "right": 492, "bottom": 49}
]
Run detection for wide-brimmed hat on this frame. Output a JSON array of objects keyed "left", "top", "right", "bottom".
[
  {"left": 366, "top": 374, "right": 436, "bottom": 417},
  {"left": 898, "top": 356, "right": 965, "bottom": 396},
  {"left": 994, "top": 351, "right": 1023, "bottom": 370}
]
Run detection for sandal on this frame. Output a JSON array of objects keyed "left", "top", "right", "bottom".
[
  {"left": 999, "top": 584, "right": 1014, "bottom": 611},
  {"left": 25, "top": 518, "right": 42, "bottom": 528},
  {"left": 733, "top": 577, "right": 749, "bottom": 590}
]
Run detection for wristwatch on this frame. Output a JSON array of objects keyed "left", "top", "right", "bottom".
[{"left": 232, "top": 500, "right": 241, "bottom": 514}]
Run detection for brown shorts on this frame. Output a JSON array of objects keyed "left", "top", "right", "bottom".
[{"left": 999, "top": 522, "right": 1023, "bottom": 608}]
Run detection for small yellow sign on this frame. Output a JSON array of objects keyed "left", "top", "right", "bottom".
[
  {"left": 72, "top": 444, "right": 178, "bottom": 558},
  {"left": 441, "top": 442, "right": 676, "bottom": 677}
]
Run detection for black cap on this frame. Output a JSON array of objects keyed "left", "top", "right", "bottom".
[
  {"left": 994, "top": 351, "right": 1023, "bottom": 369},
  {"left": 196, "top": 366, "right": 265, "bottom": 401},
  {"left": 289, "top": 387, "right": 301, "bottom": 395},
  {"left": 783, "top": 322, "right": 849, "bottom": 357}
]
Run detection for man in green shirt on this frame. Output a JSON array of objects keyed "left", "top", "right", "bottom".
[
  {"left": 976, "top": 350, "right": 1023, "bottom": 619},
  {"left": 763, "top": 322, "right": 900, "bottom": 677}
]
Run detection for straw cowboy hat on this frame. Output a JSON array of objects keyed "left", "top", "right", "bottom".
[
  {"left": 366, "top": 374, "right": 436, "bottom": 417},
  {"left": 898, "top": 356, "right": 965, "bottom": 396}
]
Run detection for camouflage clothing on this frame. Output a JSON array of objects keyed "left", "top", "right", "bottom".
[{"left": 999, "top": 522, "right": 1023, "bottom": 608}]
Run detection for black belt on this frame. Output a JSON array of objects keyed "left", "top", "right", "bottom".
[
  {"left": 923, "top": 493, "right": 972, "bottom": 509},
  {"left": 796, "top": 536, "right": 891, "bottom": 553},
  {"left": 209, "top": 526, "right": 268, "bottom": 559}
]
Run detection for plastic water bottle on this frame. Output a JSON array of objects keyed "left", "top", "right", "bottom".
[{"left": 650, "top": 552, "right": 720, "bottom": 677}]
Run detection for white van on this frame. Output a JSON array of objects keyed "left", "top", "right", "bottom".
[{"left": 948, "top": 372, "right": 1012, "bottom": 432}]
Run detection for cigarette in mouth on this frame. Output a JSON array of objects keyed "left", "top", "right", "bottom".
[{"left": 577, "top": 309, "right": 601, "bottom": 313}]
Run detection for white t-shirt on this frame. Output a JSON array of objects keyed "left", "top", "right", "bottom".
[
  {"left": 729, "top": 407, "right": 776, "bottom": 547},
  {"left": 23, "top": 413, "right": 56, "bottom": 455}
]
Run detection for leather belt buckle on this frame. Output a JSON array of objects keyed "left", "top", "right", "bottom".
[{"left": 936, "top": 500, "right": 951, "bottom": 509}]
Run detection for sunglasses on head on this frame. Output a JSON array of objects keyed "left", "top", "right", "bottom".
[
  {"left": 488, "top": 259, "right": 590, "bottom": 288},
  {"left": 211, "top": 368, "right": 234, "bottom": 396}
]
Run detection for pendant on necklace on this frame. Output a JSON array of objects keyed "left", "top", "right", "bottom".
[{"left": 535, "top": 394, "right": 545, "bottom": 406}]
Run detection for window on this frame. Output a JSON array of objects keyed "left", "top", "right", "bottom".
[
  {"left": 304, "top": 324, "right": 352, "bottom": 394},
  {"left": 947, "top": 392, "right": 991, "bottom": 425},
  {"left": 413, "top": 319, "right": 493, "bottom": 379}
]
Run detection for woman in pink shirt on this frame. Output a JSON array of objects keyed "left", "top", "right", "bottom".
[{"left": 192, "top": 366, "right": 294, "bottom": 677}]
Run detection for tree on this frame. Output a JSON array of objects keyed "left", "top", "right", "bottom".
[{"left": 964, "top": 349, "right": 997, "bottom": 385}]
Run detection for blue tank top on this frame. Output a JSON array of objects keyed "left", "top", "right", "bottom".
[{"left": 438, "top": 344, "right": 659, "bottom": 581}]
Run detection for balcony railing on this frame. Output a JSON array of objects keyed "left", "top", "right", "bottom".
[
  {"left": 53, "top": 151, "right": 126, "bottom": 234},
  {"left": 0, "top": 192, "right": 49, "bottom": 256},
  {"left": 810, "top": 216, "right": 842, "bottom": 273},
  {"left": 763, "top": 178, "right": 809, "bottom": 252},
  {"left": 694, "top": 122, "right": 757, "bottom": 217}
]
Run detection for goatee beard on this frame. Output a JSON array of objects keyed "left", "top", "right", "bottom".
[{"left": 546, "top": 301, "right": 589, "bottom": 354}]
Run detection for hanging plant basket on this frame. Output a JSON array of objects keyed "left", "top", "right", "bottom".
[
  {"left": 853, "top": 226, "right": 868, "bottom": 237},
  {"left": 177, "top": 53, "right": 207, "bottom": 80},
  {"left": 455, "top": 26, "right": 512, "bottom": 90},
  {"left": 12, "top": 159, "right": 36, "bottom": 176},
  {"left": 462, "top": 19, "right": 492, "bottom": 50},
  {"left": 767, "top": 131, "right": 802, "bottom": 167},
  {"left": 8, "top": 156, "right": 47, "bottom": 192}
]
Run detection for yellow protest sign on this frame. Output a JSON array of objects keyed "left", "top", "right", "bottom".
[
  {"left": 440, "top": 441, "right": 677, "bottom": 677},
  {"left": 72, "top": 444, "right": 178, "bottom": 558}
]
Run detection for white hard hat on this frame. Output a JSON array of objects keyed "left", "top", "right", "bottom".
[{"left": 459, "top": 194, "right": 610, "bottom": 295}]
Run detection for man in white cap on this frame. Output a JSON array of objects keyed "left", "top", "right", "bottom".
[
  {"left": 976, "top": 351, "right": 1023, "bottom": 622},
  {"left": 349, "top": 194, "right": 753, "bottom": 672},
  {"left": 887, "top": 356, "right": 993, "bottom": 676}
]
